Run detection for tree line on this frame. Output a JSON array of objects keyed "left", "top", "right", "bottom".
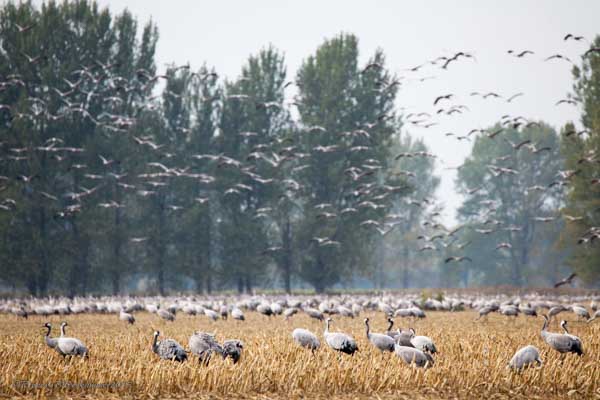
[{"left": 0, "top": 1, "right": 598, "bottom": 296}]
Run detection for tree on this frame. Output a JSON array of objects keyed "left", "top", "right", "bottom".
[
  {"left": 383, "top": 134, "right": 439, "bottom": 288},
  {"left": 294, "top": 33, "right": 407, "bottom": 292},
  {"left": 0, "top": 0, "right": 158, "bottom": 295},
  {"left": 560, "top": 36, "right": 600, "bottom": 285},
  {"left": 455, "top": 123, "right": 565, "bottom": 286},
  {"left": 216, "top": 46, "right": 289, "bottom": 293}
]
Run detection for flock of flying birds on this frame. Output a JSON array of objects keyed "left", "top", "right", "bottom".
[
  {"left": 3, "top": 292, "right": 599, "bottom": 369},
  {"left": 1, "top": 23, "right": 600, "bottom": 280}
]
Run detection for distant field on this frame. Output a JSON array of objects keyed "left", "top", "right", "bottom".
[{"left": 0, "top": 311, "right": 598, "bottom": 399}]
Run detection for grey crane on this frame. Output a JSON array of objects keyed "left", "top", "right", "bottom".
[
  {"left": 540, "top": 316, "right": 583, "bottom": 355},
  {"left": 500, "top": 305, "right": 520, "bottom": 318},
  {"left": 304, "top": 307, "right": 324, "bottom": 321},
  {"left": 337, "top": 306, "right": 355, "bottom": 318},
  {"left": 571, "top": 305, "right": 590, "bottom": 321},
  {"left": 560, "top": 320, "right": 584, "bottom": 353},
  {"left": 231, "top": 307, "right": 245, "bottom": 321},
  {"left": 519, "top": 304, "right": 538, "bottom": 317},
  {"left": 394, "top": 345, "right": 434, "bottom": 368},
  {"left": 409, "top": 307, "right": 426, "bottom": 319},
  {"left": 410, "top": 333, "right": 437, "bottom": 354},
  {"left": 152, "top": 331, "right": 187, "bottom": 362},
  {"left": 283, "top": 307, "right": 299, "bottom": 320},
  {"left": 157, "top": 307, "right": 175, "bottom": 322},
  {"left": 508, "top": 345, "right": 542, "bottom": 370},
  {"left": 204, "top": 308, "right": 219, "bottom": 321},
  {"left": 394, "top": 308, "right": 414, "bottom": 318},
  {"left": 547, "top": 305, "right": 567, "bottom": 322},
  {"left": 257, "top": 303, "right": 273, "bottom": 317},
  {"left": 119, "top": 307, "right": 135, "bottom": 324},
  {"left": 395, "top": 328, "right": 416, "bottom": 347},
  {"left": 12, "top": 306, "right": 28, "bottom": 319},
  {"left": 189, "top": 331, "right": 223, "bottom": 365},
  {"left": 222, "top": 340, "right": 244, "bottom": 363},
  {"left": 271, "top": 303, "right": 283, "bottom": 315},
  {"left": 476, "top": 305, "right": 497, "bottom": 320},
  {"left": 364, "top": 317, "right": 395, "bottom": 352},
  {"left": 43, "top": 322, "right": 57, "bottom": 350},
  {"left": 588, "top": 309, "right": 600, "bottom": 323},
  {"left": 324, "top": 318, "right": 358, "bottom": 355},
  {"left": 292, "top": 328, "right": 320, "bottom": 351},
  {"left": 56, "top": 322, "right": 89, "bottom": 358},
  {"left": 220, "top": 305, "right": 229, "bottom": 320}
]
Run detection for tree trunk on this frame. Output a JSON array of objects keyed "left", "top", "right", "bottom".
[
  {"left": 205, "top": 213, "right": 212, "bottom": 294},
  {"left": 157, "top": 196, "right": 166, "bottom": 296},
  {"left": 26, "top": 277, "right": 37, "bottom": 296},
  {"left": 67, "top": 221, "right": 80, "bottom": 299},
  {"left": 245, "top": 275, "right": 253, "bottom": 294},
  {"left": 313, "top": 256, "right": 326, "bottom": 293},
  {"left": 37, "top": 205, "right": 49, "bottom": 297},
  {"left": 111, "top": 184, "right": 123, "bottom": 295},
  {"left": 193, "top": 252, "right": 204, "bottom": 294},
  {"left": 401, "top": 247, "right": 409, "bottom": 288},
  {"left": 314, "top": 280, "right": 325, "bottom": 294},
  {"left": 158, "top": 268, "right": 165, "bottom": 295},
  {"left": 282, "top": 216, "right": 292, "bottom": 293},
  {"left": 206, "top": 273, "right": 212, "bottom": 294},
  {"left": 78, "top": 245, "right": 89, "bottom": 295},
  {"left": 111, "top": 272, "right": 120, "bottom": 296},
  {"left": 195, "top": 277, "right": 204, "bottom": 294}
]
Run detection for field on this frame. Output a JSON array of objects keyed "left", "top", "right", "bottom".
[{"left": 0, "top": 311, "right": 599, "bottom": 399}]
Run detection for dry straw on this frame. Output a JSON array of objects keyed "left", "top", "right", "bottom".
[{"left": 1, "top": 311, "right": 598, "bottom": 399}]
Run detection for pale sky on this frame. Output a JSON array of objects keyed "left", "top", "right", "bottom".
[{"left": 93, "top": 1, "right": 599, "bottom": 225}]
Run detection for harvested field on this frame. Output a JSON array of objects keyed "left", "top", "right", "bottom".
[{"left": 1, "top": 310, "right": 598, "bottom": 399}]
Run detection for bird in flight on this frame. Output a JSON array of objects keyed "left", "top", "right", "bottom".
[
  {"left": 505, "top": 138, "right": 531, "bottom": 151},
  {"left": 563, "top": 33, "right": 585, "bottom": 42},
  {"left": 555, "top": 99, "right": 577, "bottom": 106},
  {"left": 506, "top": 93, "right": 524, "bottom": 103},
  {"left": 553, "top": 273, "right": 576, "bottom": 288},
  {"left": 361, "top": 62, "right": 384, "bottom": 74},
  {"left": 544, "top": 54, "right": 572, "bottom": 63},
  {"left": 507, "top": 50, "right": 534, "bottom": 58},
  {"left": 445, "top": 256, "right": 472, "bottom": 263},
  {"left": 433, "top": 94, "right": 453, "bottom": 106},
  {"left": 14, "top": 22, "right": 36, "bottom": 33}
]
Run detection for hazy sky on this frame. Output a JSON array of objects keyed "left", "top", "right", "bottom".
[{"left": 93, "top": 1, "right": 599, "bottom": 225}]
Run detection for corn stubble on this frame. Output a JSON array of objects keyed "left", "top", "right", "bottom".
[{"left": 0, "top": 312, "right": 598, "bottom": 399}]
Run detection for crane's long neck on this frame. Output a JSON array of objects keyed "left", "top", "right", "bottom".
[
  {"left": 541, "top": 317, "right": 548, "bottom": 332},
  {"left": 324, "top": 320, "right": 330, "bottom": 334},
  {"left": 44, "top": 325, "right": 57, "bottom": 347},
  {"left": 365, "top": 320, "right": 370, "bottom": 338},
  {"left": 387, "top": 319, "right": 393, "bottom": 332},
  {"left": 152, "top": 333, "right": 159, "bottom": 352},
  {"left": 561, "top": 324, "right": 569, "bottom": 334},
  {"left": 60, "top": 324, "right": 66, "bottom": 337}
]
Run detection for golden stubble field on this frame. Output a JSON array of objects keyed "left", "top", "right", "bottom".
[{"left": 0, "top": 310, "right": 598, "bottom": 399}]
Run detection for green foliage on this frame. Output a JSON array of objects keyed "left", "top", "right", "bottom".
[
  {"left": 0, "top": 5, "right": 438, "bottom": 295},
  {"left": 382, "top": 134, "right": 439, "bottom": 288},
  {"left": 0, "top": 0, "right": 158, "bottom": 295},
  {"left": 454, "top": 123, "right": 566, "bottom": 286},
  {"left": 293, "top": 33, "right": 407, "bottom": 292},
  {"left": 560, "top": 36, "right": 600, "bottom": 286}
]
